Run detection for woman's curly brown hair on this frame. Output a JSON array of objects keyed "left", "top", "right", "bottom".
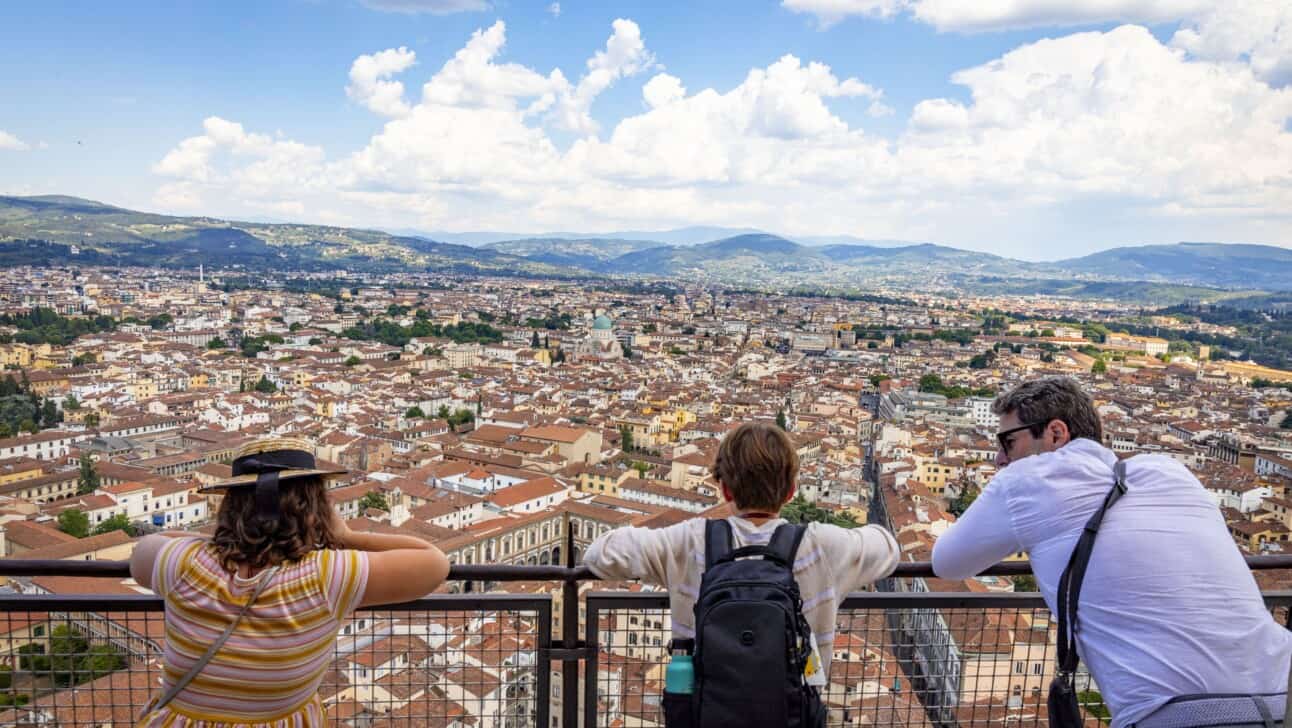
[{"left": 210, "top": 476, "right": 342, "bottom": 573}]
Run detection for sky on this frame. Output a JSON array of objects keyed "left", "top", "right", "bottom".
[{"left": 1, "top": 0, "right": 1290, "bottom": 260}]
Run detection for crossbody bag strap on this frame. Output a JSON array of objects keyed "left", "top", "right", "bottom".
[
  {"left": 1056, "top": 460, "right": 1128, "bottom": 678},
  {"left": 148, "top": 564, "right": 280, "bottom": 715}
]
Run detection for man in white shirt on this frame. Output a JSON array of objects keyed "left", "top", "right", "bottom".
[{"left": 933, "top": 377, "right": 1291, "bottom": 728}]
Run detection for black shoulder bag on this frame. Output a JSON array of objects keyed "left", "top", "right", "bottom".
[{"left": 1049, "top": 459, "right": 1128, "bottom": 728}]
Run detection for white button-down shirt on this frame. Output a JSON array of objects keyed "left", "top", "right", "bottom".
[{"left": 933, "top": 438, "right": 1292, "bottom": 727}]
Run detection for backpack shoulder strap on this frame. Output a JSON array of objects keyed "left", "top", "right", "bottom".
[
  {"left": 705, "top": 519, "right": 734, "bottom": 571},
  {"left": 768, "top": 523, "right": 808, "bottom": 568}
]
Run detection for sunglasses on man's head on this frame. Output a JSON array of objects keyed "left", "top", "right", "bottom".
[{"left": 996, "top": 421, "right": 1047, "bottom": 452}]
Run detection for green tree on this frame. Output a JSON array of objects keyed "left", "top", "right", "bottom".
[
  {"left": 918, "top": 373, "right": 944, "bottom": 393},
  {"left": 18, "top": 418, "right": 37, "bottom": 435},
  {"left": 84, "top": 412, "right": 100, "bottom": 427},
  {"left": 0, "top": 664, "right": 11, "bottom": 689},
  {"left": 253, "top": 375, "right": 277, "bottom": 394},
  {"left": 531, "top": 330, "right": 541, "bottom": 348},
  {"left": 48, "top": 625, "right": 90, "bottom": 686},
  {"left": 40, "top": 398, "right": 60, "bottom": 428},
  {"left": 78, "top": 644, "right": 127, "bottom": 681},
  {"left": 776, "top": 410, "right": 788, "bottom": 431},
  {"left": 619, "top": 425, "right": 634, "bottom": 453},
  {"left": 1281, "top": 411, "right": 1292, "bottom": 430},
  {"left": 1011, "top": 575, "right": 1038, "bottom": 592},
  {"left": 241, "top": 337, "right": 269, "bottom": 358},
  {"left": 71, "top": 352, "right": 96, "bottom": 366},
  {"left": 405, "top": 406, "right": 425, "bottom": 419},
  {"left": 207, "top": 337, "right": 227, "bottom": 349},
  {"left": 147, "top": 313, "right": 174, "bottom": 331},
  {"left": 553, "top": 348, "right": 566, "bottom": 363},
  {"left": 1078, "top": 690, "right": 1112, "bottom": 724},
  {"left": 344, "top": 355, "right": 362, "bottom": 367},
  {"left": 1091, "top": 358, "right": 1108, "bottom": 374},
  {"left": 447, "top": 408, "right": 475, "bottom": 430},
  {"left": 358, "top": 491, "right": 389, "bottom": 512},
  {"left": 17, "top": 643, "right": 48, "bottom": 672},
  {"left": 630, "top": 460, "right": 650, "bottom": 477},
  {"left": 63, "top": 394, "right": 80, "bottom": 411},
  {"left": 781, "top": 494, "right": 859, "bottom": 528},
  {"left": 77, "top": 454, "right": 100, "bottom": 495},
  {"left": 436, "top": 404, "right": 451, "bottom": 419},
  {"left": 948, "top": 481, "right": 980, "bottom": 517},
  {"left": 93, "top": 514, "right": 135, "bottom": 537},
  {"left": 868, "top": 374, "right": 891, "bottom": 387},
  {"left": 57, "top": 509, "right": 90, "bottom": 538}
]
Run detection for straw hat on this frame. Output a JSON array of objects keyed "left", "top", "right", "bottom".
[{"left": 198, "top": 437, "right": 347, "bottom": 494}]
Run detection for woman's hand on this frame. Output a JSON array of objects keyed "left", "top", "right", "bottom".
[{"left": 329, "top": 508, "right": 353, "bottom": 548}]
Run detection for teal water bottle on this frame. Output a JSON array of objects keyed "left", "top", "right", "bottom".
[{"left": 665, "top": 639, "right": 695, "bottom": 694}]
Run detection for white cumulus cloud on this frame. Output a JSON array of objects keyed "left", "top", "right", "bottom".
[
  {"left": 1171, "top": 0, "right": 1292, "bottom": 86},
  {"left": 0, "top": 130, "right": 30, "bottom": 151},
  {"left": 548, "top": 2, "right": 560, "bottom": 18},
  {"left": 347, "top": 47, "right": 417, "bottom": 118},
  {"left": 909, "top": 0, "right": 1210, "bottom": 32},
  {"left": 150, "top": 15, "right": 1292, "bottom": 250},
  {"left": 550, "top": 18, "right": 656, "bottom": 134}
]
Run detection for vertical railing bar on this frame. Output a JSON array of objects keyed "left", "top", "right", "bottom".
[
  {"left": 562, "top": 513, "right": 579, "bottom": 728},
  {"left": 584, "top": 596, "right": 602, "bottom": 728},
  {"left": 536, "top": 597, "right": 553, "bottom": 728}
]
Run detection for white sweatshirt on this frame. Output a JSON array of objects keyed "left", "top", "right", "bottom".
[{"left": 582, "top": 515, "right": 900, "bottom": 678}]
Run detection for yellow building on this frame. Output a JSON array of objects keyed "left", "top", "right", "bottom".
[
  {"left": 1221, "top": 361, "right": 1292, "bottom": 384},
  {"left": 913, "top": 455, "right": 963, "bottom": 496},
  {"left": 0, "top": 344, "right": 34, "bottom": 368},
  {"left": 578, "top": 465, "right": 632, "bottom": 496}
]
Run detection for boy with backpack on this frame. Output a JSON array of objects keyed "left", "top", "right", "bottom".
[{"left": 582, "top": 422, "right": 900, "bottom": 726}]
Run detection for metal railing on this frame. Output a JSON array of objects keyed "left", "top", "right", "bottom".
[{"left": 0, "top": 555, "right": 1287, "bottom": 727}]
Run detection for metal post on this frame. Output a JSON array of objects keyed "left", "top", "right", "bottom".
[{"left": 562, "top": 511, "right": 580, "bottom": 728}]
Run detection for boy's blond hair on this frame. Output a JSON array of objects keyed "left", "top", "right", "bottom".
[{"left": 714, "top": 422, "right": 799, "bottom": 512}]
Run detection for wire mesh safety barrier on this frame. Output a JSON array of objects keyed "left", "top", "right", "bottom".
[
  {"left": 584, "top": 591, "right": 1292, "bottom": 728},
  {"left": 0, "top": 594, "right": 551, "bottom": 727},
  {"left": 0, "top": 557, "right": 1286, "bottom": 727}
]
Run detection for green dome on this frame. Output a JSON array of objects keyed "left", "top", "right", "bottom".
[{"left": 593, "top": 315, "right": 614, "bottom": 330}]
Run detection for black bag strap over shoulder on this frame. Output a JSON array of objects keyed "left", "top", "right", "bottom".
[
  {"left": 705, "top": 519, "right": 734, "bottom": 570},
  {"left": 705, "top": 520, "right": 809, "bottom": 570},
  {"left": 768, "top": 523, "right": 809, "bottom": 567},
  {"left": 1056, "top": 459, "right": 1128, "bottom": 677}
]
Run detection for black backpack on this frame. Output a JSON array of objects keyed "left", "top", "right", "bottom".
[{"left": 689, "top": 519, "right": 827, "bottom": 728}]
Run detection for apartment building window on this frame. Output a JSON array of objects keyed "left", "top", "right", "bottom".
[
  {"left": 1032, "top": 663, "right": 1043, "bottom": 675},
  {"left": 1014, "top": 661, "right": 1025, "bottom": 674}
]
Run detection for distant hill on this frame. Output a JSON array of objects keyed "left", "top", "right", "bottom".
[
  {"left": 0, "top": 195, "right": 575, "bottom": 276},
  {"left": 481, "top": 237, "right": 665, "bottom": 270},
  {"left": 1052, "top": 242, "right": 1292, "bottom": 291},
  {"left": 2, "top": 195, "right": 1288, "bottom": 298},
  {"left": 418, "top": 225, "right": 766, "bottom": 247}
]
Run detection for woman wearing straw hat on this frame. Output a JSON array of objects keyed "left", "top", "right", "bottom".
[{"left": 129, "top": 437, "right": 450, "bottom": 727}]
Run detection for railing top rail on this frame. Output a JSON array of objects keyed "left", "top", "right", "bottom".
[
  {"left": 1, "top": 554, "right": 1288, "bottom": 581},
  {"left": 583, "top": 589, "right": 1292, "bottom": 610}
]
